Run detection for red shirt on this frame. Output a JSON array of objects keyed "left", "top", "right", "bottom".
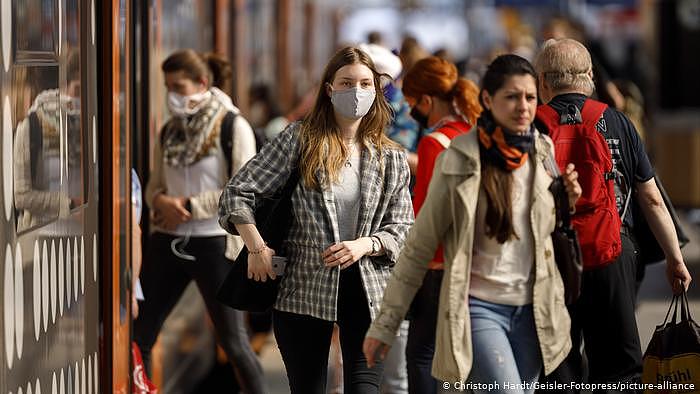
[{"left": 413, "top": 120, "right": 471, "bottom": 270}]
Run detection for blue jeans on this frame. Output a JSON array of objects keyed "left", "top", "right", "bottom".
[
  {"left": 381, "top": 320, "right": 409, "bottom": 394},
  {"left": 406, "top": 269, "right": 444, "bottom": 394},
  {"left": 468, "top": 297, "right": 542, "bottom": 394}
]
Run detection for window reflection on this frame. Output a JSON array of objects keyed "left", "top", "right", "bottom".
[
  {"left": 13, "top": 51, "right": 83, "bottom": 234},
  {"left": 64, "top": 50, "right": 85, "bottom": 211},
  {"left": 15, "top": 0, "right": 58, "bottom": 62}
]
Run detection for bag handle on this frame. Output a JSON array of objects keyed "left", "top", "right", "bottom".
[
  {"left": 662, "top": 293, "right": 680, "bottom": 326},
  {"left": 542, "top": 145, "right": 574, "bottom": 228},
  {"left": 680, "top": 288, "right": 692, "bottom": 322},
  {"left": 662, "top": 289, "right": 692, "bottom": 326}
]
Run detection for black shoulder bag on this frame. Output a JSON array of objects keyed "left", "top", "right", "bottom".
[
  {"left": 543, "top": 151, "right": 584, "bottom": 305},
  {"left": 217, "top": 166, "right": 300, "bottom": 312}
]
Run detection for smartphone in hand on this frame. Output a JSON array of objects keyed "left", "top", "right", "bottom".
[{"left": 271, "top": 256, "right": 287, "bottom": 277}]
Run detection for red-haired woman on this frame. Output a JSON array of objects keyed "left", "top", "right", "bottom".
[{"left": 401, "top": 56, "right": 481, "bottom": 394}]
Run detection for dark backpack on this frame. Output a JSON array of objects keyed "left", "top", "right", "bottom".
[{"left": 536, "top": 99, "right": 622, "bottom": 270}]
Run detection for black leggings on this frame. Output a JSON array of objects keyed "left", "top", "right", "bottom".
[
  {"left": 273, "top": 264, "right": 384, "bottom": 394},
  {"left": 133, "top": 232, "right": 267, "bottom": 394}
]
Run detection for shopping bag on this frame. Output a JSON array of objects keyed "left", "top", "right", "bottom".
[
  {"left": 642, "top": 290, "right": 700, "bottom": 393},
  {"left": 132, "top": 341, "right": 158, "bottom": 394}
]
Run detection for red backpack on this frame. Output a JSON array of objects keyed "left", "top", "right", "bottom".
[{"left": 536, "top": 99, "right": 621, "bottom": 270}]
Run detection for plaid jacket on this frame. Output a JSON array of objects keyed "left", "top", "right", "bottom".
[{"left": 219, "top": 122, "right": 414, "bottom": 321}]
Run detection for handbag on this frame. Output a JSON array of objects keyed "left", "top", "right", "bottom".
[
  {"left": 216, "top": 166, "right": 300, "bottom": 312},
  {"left": 132, "top": 342, "right": 158, "bottom": 394},
  {"left": 543, "top": 150, "right": 583, "bottom": 305},
  {"left": 642, "top": 289, "right": 700, "bottom": 393}
]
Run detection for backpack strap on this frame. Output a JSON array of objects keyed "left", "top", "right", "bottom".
[
  {"left": 535, "top": 104, "right": 561, "bottom": 134},
  {"left": 220, "top": 111, "right": 237, "bottom": 178},
  {"left": 426, "top": 131, "right": 451, "bottom": 149},
  {"left": 580, "top": 99, "right": 615, "bottom": 181},
  {"left": 580, "top": 99, "right": 608, "bottom": 129}
]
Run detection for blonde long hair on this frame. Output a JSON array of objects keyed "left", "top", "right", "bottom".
[{"left": 299, "top": 46, "right": 397, "bottom": 190}]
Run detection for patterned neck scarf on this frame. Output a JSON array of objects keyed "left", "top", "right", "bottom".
[
  {"left": 161, "top": 93, "right": 224, "bottom": 168},
  {"left": 477, "top": 111, "right": 534, "bottom": 172}
]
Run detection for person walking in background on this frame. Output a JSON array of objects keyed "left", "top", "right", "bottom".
[
  {"left": 134, "top": 49, "right": 266, "bottom": 393},
  {"left": 362, "top": 41, "right": 423, "bottom": 176},
  {"left": 364, "top": 54, "right": 581, "bottom": 393},
  {"left": 219, "top": 46, "right": 414, "bottom": 394},
  {"left": 400, "top": 55, "right": 481, "bottom": 394},
  {"left": 534, "top": 38, "right": 692, "bottom": 392}
]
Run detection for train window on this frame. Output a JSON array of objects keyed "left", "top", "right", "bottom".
[
  {"left": 12, "top": 65, "right": 62, "bottom": 233},
  {"left": 63, "top": 0, "right": 86, "bottom": 212},
  {"left": 14, "top": 0, "right": 59, "bottom": 63},
  {"left": 13, "top": 60, "right": 85, "bottom": 235}
]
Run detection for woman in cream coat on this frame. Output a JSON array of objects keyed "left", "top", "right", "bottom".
[{"left": 364, "top": 55, "right": 581, "bottom": 391}]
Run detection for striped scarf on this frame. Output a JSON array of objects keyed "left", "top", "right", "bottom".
[{"left": 477, "top": 112, "right": 533, "bottom": 171}]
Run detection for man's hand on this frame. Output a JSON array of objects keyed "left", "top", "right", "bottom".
[{"left": 666, "top": 256, "right": 692, "bottom": 295}]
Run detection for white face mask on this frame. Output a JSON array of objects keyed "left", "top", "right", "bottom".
[
  {"left": 330, "top": 87, "right": 376, "bottom": 120},
  {"left": 167, "top": 90, "right": 211, "bottom": 116}
]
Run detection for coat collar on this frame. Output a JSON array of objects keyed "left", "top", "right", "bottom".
[
  {"left": 445, "top": 127, "right": 552, "bottom": 175},
  {"left": 441, "top": 127, "right": 554, "bottom": 213}
]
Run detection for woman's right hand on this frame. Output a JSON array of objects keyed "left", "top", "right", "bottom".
[
  {"left": 248, "top": 245, "right": 277, "bottom": 282},
  {"left": 363, "top": 336, "right": 390, "bottom": 369},
  {"left": 153, "top": 194, "right": 191, "bottom": 230}
]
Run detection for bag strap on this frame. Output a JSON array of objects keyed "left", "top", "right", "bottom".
[
  {"left": 662, "top": 293, "right": 678, "bottom": 325},
  {"left": 580, "top": 99, "right": 608, "bottom": 129},
  {"left": 663, "top": 290, "right": 693, "bottom": 325},
  {"left": 426, "top": 131, "right": 451, "bottom": 149},
  {"left": 535, "top": 104, "right": 561, "bottom": 134},
  {"left": 620, "top": 187, "right": 633, "bottom": 222},
  {"left": 681, "top": 288, "right": 691, "bottom": 322},
  {"left": 541, "top": 138, "right": 574, "bottom": 228},
  {"left": 220, "top": 111, "right": 237, "bottom": 178}
]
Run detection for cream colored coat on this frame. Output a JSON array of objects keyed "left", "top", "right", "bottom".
[{"left": 366, "top": 130, "right": 571, "bottom": 383}]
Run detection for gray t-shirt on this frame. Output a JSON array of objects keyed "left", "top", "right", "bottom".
[{"left": 332, "top": 152, "right": 361, "bottom": 241}]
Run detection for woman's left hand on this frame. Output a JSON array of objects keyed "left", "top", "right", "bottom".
[
  {"left": 323, "top": 238, "right": 372, "bottom": 269},
  {"left": 562, "top": 163, "right": 582, "bottom": 210}
]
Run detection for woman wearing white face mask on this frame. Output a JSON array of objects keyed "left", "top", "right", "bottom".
[
  {"left": 135, "top": 49, "right": 266, "bottom": 393},
  {"left": 219, "top": 46, "right": 414, "bottom": 394}
]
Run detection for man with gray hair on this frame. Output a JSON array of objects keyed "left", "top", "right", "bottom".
[{"left": 534, "top": 38, "right": 691, "bottom": 391}]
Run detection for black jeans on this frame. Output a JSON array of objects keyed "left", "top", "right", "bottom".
[
  {"left": 541, "top": 233, "right": 642, "bottom": 394},
  {"left": 273, "top": 264, "right": 384, "bottom": 394},
  {"left": 406, "top": 269, "right": 443, "bottom": 394},
  {"left": 133, "top": 233, "right": 267, "bottom": 394}
]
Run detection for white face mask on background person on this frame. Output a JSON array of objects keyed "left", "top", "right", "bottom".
[
  {"left": 167, "top": 90, "right": 211, "bottom": 116},
  {"left": 330, "top": 87, "right": 376, "bottom": 120}
]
